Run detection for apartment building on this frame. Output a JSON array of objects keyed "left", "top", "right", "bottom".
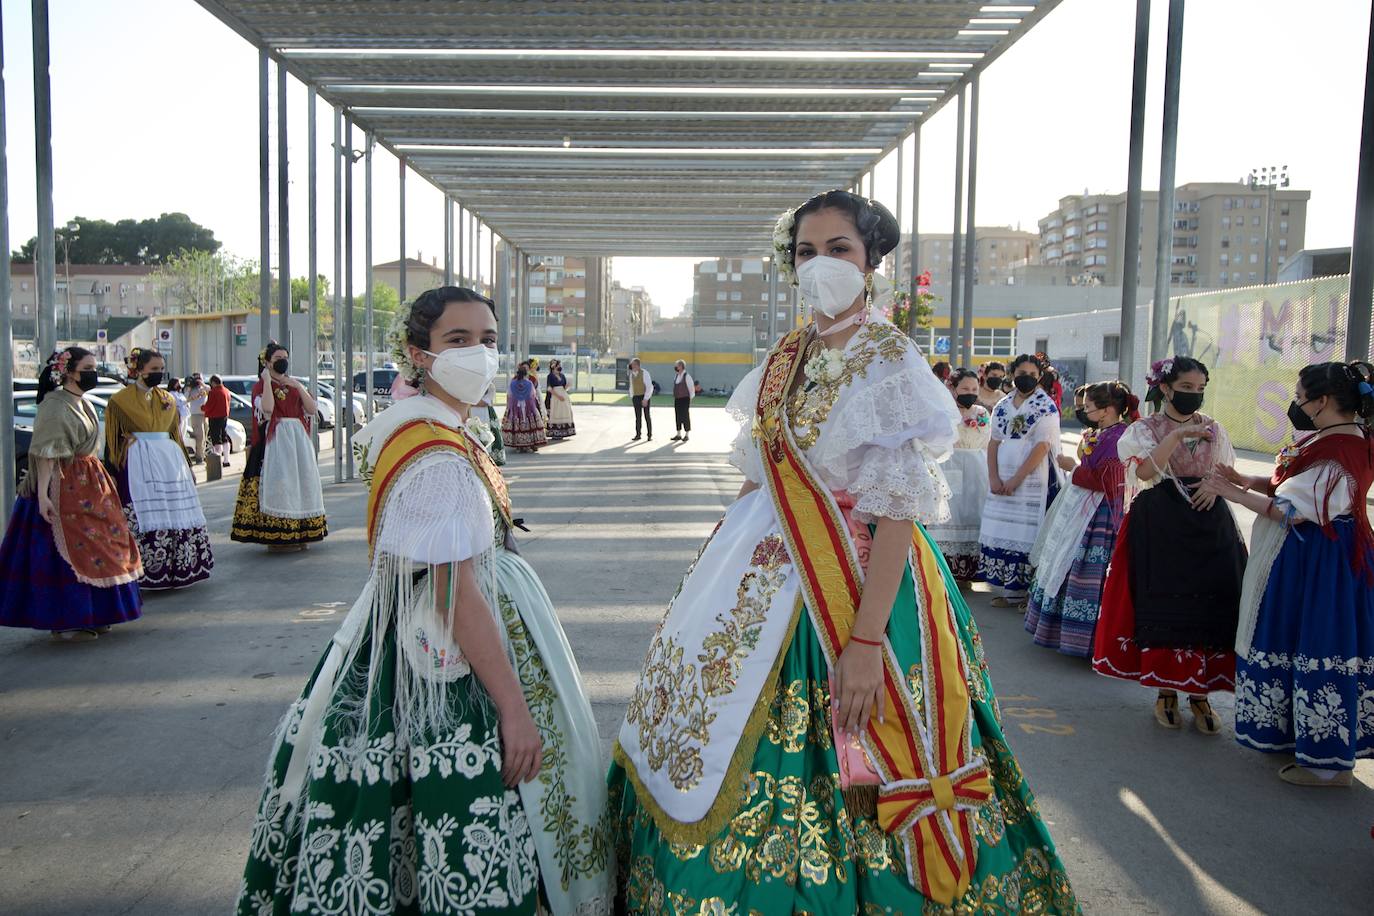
[
  {"left": 10, "top": 262, "right": 163, "bottom": 340},
  {"left": 900, "top": 227, "right": 1038, "bottom": 287},
  {"left": 523, "top": 255, "right": 612, "bottom": 356},
  {"left": 610, "top": 281, "right": 653, "bottom": 355},
  {"left": 1038, "top": 182, "right": 1308, "bottom": 290},
  {"left": 692, "top": 257, "right": 790, "bottom": 349}
]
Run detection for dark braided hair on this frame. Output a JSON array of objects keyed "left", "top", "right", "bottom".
[
  {"left": 1145, "top": 355, "right": 1209, "bottom": 405},
  {"left": 36, "top": 346, "right": 93, "bottom": 404},
  {"left": 1298, "top": 361, "right": 1374, "bottom": 419},
  {"left": 787, "top": 190, "right": 900, "bottom": 273},
  {"left": 1084, "top": 380, "right": 1140, "bottom": 422},
  {"left": 1009, "top": 353, "right": 1045, "bottom": 374},
  {"left": 949, "top": 367, "right": 980, "bottom": 388}
]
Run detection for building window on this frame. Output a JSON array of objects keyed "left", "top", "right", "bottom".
[
  {"left": 1221, "top": 216, "right": 1230, "bottom": 229},
  {"left": 1251, "top": 236, "right": 1260, "bottom": 247},
  {"left": 1249, "top": 272, "right": 1258, "bottom": 283},
  {"left": 715, "top": 309, "right": 726, "bottom": 319},
  {"left": 528, "top": 305, "right": 545, "bottom": 319},
  {"left": 730, "top": 291, "right": 742, "bottom": 301},
  {"left": 1035, "top": 338, "right": 1049, "bottom": 355},
  {"left": 971, "top": 326, "right": 1016, "bottom": 357},
  {"left": 1279, "top": 238, "right": 1289, "bottom": 250},
  {"left": 1102, "top": 334, "right": 1121, "bottom": 362},
  {"left": 716, "top": 291, "right": 727, "bottom": 301},
  {"left": 1250, "top": 253, "right": 1259, "bottom": 264},
  {"left": 1280, "top": 220, "right": 1289, "bottom": 233},
  {"left": 729, "top": 310, "right": 743, "bottom": 320},
  {"left": 1220, "top": 271, "right": 1229, "bottom": 284},
  {"left": 1251, "top": 215, "right": 1260, "bottom": 227},
  {"left": 716, "top": 273, "right": 726, "bottom": 281},
  {"left": 1280, "top": 203, "right": 1291, "bottom": 216},
  {"left": 1220, "top": 254, "right": 1229, "bottom": 265}
]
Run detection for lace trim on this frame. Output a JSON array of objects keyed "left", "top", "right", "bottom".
[
  {"left": 850, "top": 442, "right": 952, "bottom": 525},
  {"left": 806, "top": 368, "right": 959, "bottom": 474}
]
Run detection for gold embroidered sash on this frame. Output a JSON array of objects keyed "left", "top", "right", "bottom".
[
  {"left": 754, "top": 328, "right": 992, "bottom": 904},
  {"left": 366, "top": 418, "right": 511, "bottom": 558}
]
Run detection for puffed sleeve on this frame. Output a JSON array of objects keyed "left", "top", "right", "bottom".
[
  {"left": 1209, "top": 419, "right": 1237, "bottom": 469},
  {"left": 1274, "top": 460, "right": 1354, "bottom": 524},
  {"left": 850, "top": 438, "right": 953, "bottom": 524},
  {"left": 374, "top": 453, "right": 495, "bottom": 565},
  {"left": 726, "top": 364, "right": 765, "bottom": 485}
]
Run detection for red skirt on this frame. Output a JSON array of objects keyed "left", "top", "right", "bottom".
[{"left": 1091, "top": 514, "right": 1236, "bottom": 692}]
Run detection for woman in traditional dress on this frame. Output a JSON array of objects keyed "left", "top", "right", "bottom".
[
  {"left": 927, "top": 368, "right": 990, "bottom": 582},
  {"left": 230, "top": 341, "right": 328, "bottom": 551},
  {"left": 0, "top": 347, "right": 142, "bottom": 641},
  {"left": 1025, "top": 381, "right": 1136, "bottom": 657},
  {"left": 1201, "top": 361, "right": 1374, "bottom": 786},
  {"left": 1092, "top": 357, "right": 1246, "bottom": 735},
  {"left": 608, "top": 191, "right": 1077, "bottom": 915},
  {"left": 977, "top": 361, "right": 1008, "bottom": 412},
  {"left": 104, "top": 348, "right": 213, "bottom": 589},
  {"left": 978, "top": 354, "right": 1062, "bottom": 608},
  {"left": 502, "top": 365, "right": 548, "bottom": 452},
  {"left": 237, "top": 287, "right": 611, "bottom": 915},
  {"left": 545, "top": 358, "right": 576, "bottom": 440}
]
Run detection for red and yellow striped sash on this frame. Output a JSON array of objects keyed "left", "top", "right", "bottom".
[
  {"left": 365, "top": 418, "right": 511, "bottom": 558},
  {"left": 754, "top": 328, "right": 992, "bottom": 904}
]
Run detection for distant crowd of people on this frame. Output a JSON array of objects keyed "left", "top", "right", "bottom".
[{"left": 928, "top": 348, "right": 1374, "bottom": 787}]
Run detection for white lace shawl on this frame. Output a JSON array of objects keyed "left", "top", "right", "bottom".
[{"left": 727, "top": 320, "right": 958, "bottom": 524}]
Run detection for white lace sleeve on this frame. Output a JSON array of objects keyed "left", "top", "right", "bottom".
[
  {"left": 850, "top": 439, "right": 952, "bottom": 525},
  {"left": 375, "top": 452, "right": 494, "bottom": 565},
  {"left": 726, "top": 364, "right": 765, "bottom": 484},
  {"left": 1275, "top": 460, "right": 1353, "bottom": 522}
]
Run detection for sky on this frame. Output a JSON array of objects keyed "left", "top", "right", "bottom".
[{"left": 2, "top": 0, "right": 1369, "bottom": 318}]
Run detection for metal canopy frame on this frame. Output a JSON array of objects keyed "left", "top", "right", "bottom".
[{"left": 195, "top": 0, "right": 1062, "bottom": 257}]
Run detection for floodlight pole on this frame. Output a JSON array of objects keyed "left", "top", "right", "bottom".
[
  {"left": 961, "top": 76, "right": 980, "bottom": 367},
  {"left": 1119, "top": 0, "right": 1152, "bottom": 390},
  {"left": 1151, "top": 0, "right": 1185, "bottom": 364},
  {"left": 894, "top": 138, "right": 904, "bottom": 285},
  {"left": 277, "top": 62, "right": 290, "bottom": 349},
  {"left": 258, "top": 50, "right": 271, "bottom": 345},
  {"left": 343, "top": 116, "right": 356, "bottom": 480},
  {"left": 1349, "top": 1, "right": 1374, "bottom": 361},
  {"left": 949, "top": 86, "right": 966, "bottom": 364}
]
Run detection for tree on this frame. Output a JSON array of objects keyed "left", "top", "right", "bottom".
[
  {"left": 146, "top": 249, "right": 257, "bottom": 314},
  {"left": 13, "top": 212, "right": 221, "bottom": 264}
]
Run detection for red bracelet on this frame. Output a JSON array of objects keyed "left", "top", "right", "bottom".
[{"left": 849, "top": 634, "right": 883, "bottom": 648}]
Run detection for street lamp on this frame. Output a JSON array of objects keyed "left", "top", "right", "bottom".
[{"left": 1247, "top": 165, "right": 1290, "bottom": 284}]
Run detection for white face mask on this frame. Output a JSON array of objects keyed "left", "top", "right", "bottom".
[
  {"left": 422, "top": 344, "right": 499, "bottom": 404},
  {"left": 797, "top": 255, "right": 867, "bottom": 318}
]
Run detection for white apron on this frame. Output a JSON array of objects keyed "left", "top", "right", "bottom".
[
  {"left": 126, "top": 433, "right": 206, "bottom": 531},
  {"left": 260, "top": 418, "right": 326, "bottom": 519}
]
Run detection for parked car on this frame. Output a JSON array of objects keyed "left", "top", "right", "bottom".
[
  {"left": 353, "top": 368, "right": 399, "bottom": 409},
  {"left": 318, "top": 378, "right": 369, "bottom": 428},
  {"left": 221, "top": 374, "right": 340, "bottom": 431},
  {"left": 87, "top": 386, "right": 247, "bottom": 457},
  {"left": 12, "top": 390, "right": 110, "bottom": 480}
]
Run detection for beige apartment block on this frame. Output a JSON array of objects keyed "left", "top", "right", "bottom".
[
  {"left": 900, "top": 227, "right": 1038, "bottom": 287},
  {"left": 692, "top": 256, "right": 790, "bottom": 350},
  {"left": 1038, "top": 182, "right": 1308, "bottom": 290}
]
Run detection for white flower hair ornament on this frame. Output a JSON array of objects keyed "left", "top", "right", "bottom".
[
  {"left": 772, "top": 207, "right": 798, "bottom": 284},
  {"left": 1145, "top": 357, "right": 1175, "bottom": 390},
  {"left": 386, "top": 310, "right": 422, "bottom": 382}
]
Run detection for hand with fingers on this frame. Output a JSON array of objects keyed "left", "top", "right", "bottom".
[
  {"left": 833, "top": 638, "right": 886, "bottom": 736},
  {"left": 499, "top": 704, "right": 543, "bottom": 788}
]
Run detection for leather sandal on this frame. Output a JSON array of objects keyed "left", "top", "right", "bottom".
[
  {"left": 1278, "top": 763, "right": 1353, "bottom": 787},
  {"left": 1188, "top": 697, "right": 1222, "bottom": 735},
  {"left": 1154, "top": 693, "right": 1181, "bottom": 729}
]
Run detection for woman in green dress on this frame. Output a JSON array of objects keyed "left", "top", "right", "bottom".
[
  {"left": 608, "top": 191, "right": 1079, "bottom": 914},
  {"left": 238, "top": 287, "right": 611, "bottom": 915}
]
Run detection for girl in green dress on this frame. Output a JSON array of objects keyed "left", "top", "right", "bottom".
[{"left": 238, "top": 287, "right": 611, "bottom": 915}]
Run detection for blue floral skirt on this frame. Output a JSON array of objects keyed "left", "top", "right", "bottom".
[
  {"left": 1026, "top": 501, "right": 1117, "bottom": 658},
  {"left": 1235, "top": 517, "right": 1374, "bottom": 770},
  {"left": 0, "top": 495, "right": 141, "bottom": 630}
]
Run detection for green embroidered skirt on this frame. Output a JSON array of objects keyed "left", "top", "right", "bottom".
[
  {"left": 237, "top": 619, "right": 542, "bottom": 916},
  {"left": 608, "top": 529, "right": 1080, "bottom": 915}
]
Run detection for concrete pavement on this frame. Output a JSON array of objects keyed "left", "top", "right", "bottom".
[{"left": 0, "top": 404, "right": 1369, "bottom": 914}]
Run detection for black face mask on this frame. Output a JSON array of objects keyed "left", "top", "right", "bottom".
[
  {"left": 955, "top": 393, "right": 979, "bottom": 408},
  {"left": 143, "top": 372, "right": 164, "bottom": 387},
  {"left": 985, "top": 376, "right": 1004, "bottom": 390},
  {"left": 1013, "top": 374, "right": 1039, "bottom": 394},
  {"left": 1287, "top": 399, "right": 1319, "bottom": 432},
  {"left": 272, "top": 358, "right": 289, "bottom": 374},
  {"left": 1168, "top": 389, "right": 1204, "bottom": 415},
  {"left": 76, "top": 370, "right": 100, "bottom": 391},
  {"left": 1074, "top": 408, "right": 1098, "bottom": 429}
]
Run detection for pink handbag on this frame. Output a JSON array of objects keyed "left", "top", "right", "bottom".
[{"left": 830, "top": 677, "right": 882, "bottom": 788}]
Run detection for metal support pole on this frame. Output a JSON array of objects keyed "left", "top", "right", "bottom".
[
  {"left": 949, "top": 87, "right": 966, "bottom": 361},
  {"left": 0, "top": 7, "right": 15, "bottom": 518},
  {"left": 768, "top": 258, "right": 779, "bottom": 342},
  {"left": 488, "top": 228, "right": 496, "bottom": 299},
  {"left": 443, "top": 196, "right": 453, "bottom": 285},
  {"left": 277, "top": 63, "right": 290, "bottom": 349},
  {"left": 961, "top": 77, "right": 980, "bottom": 367},
  {"left": 364, "top": 132, "right": 374, "bottom": 421},
  {"left": 258, "top": 50, "right": 271, "bottom": 345},
  {"left": 332, "top": 105, "right": 343, "bottom": 483},
  {"left": 470, "top": 213, "right": 479, "bottom": 291},
  {"left": 907, "top": 122, "right": 922, "bottom": 338},
  {"left": 1151, "top": 0, "right": 1185, "bottom": 364},
  {"left": 894, "top": 139, "right": 904, "bottom": 285},
  {"left": 343, "top": 117, "right": 356, "bottom": 479},
  {"left": 1349, "top": 2, "right": 1374, "bottom": 361},
  {"left": 1119, "top": 0, "right": 1152, "bottom": 389},
  {"left": 497, "top": 241, "right": 511, "bottom": 354},
  {"left": 31, "top": 0, "right": 56, "bottom": 357},
  {"left": 307, "top": 88, "right": 319, "bottom": 451},
  {"left": 457, "top": 203, "right": 466, "bottom": 286},
  {"left": 398, "top": 157, "right": 407, "bottom": 302}
]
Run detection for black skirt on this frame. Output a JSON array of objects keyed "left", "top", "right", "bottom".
[{"left": 1130, "top": 478, "right": 1247, "bottom": 649}]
